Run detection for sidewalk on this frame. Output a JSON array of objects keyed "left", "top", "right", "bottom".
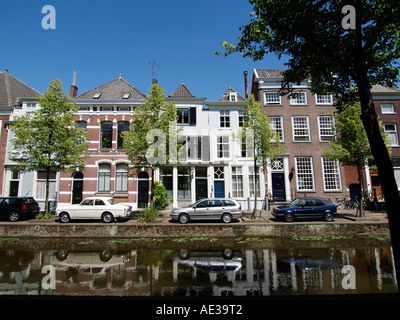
[{"left": 154, "top": 208, "right": 389, "bottom": 224}]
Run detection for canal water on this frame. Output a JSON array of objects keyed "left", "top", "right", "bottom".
[{"left": 0, "top": 236, "right": 397, "bottom": 297}]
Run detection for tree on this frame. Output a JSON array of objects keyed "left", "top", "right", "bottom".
[
  {"left": 10, "top": 79, "right": 88, "bottom": 215},
  {"left": 123, "top": 84, "right": 182, "bottom": 206},
  {"left": 323, "top": 101, "right": 390, "bottom": 217},
  {"left": 218, "top": 0, "right": 400, "bottom": 285},
  {"left": 239, "top": 95, "right": 284, "bottom": 218}
]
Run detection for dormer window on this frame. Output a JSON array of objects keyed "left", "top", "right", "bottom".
[{"left": 229, "top": 92, "right": 237, "bottom": 102}]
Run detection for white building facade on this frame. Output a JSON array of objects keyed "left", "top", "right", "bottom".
[{"left": 157, "top": 85, "right": 268, "bottom": 210}]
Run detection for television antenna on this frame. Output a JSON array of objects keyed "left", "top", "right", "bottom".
[{"left": 148, "top": 60, "right": 160, "bottom": 82}]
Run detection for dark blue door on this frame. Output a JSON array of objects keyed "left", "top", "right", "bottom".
[
  {"left": 214, "top": 181, "right": 225, "bottom": 198},
  {"left": 272, "top": 173, "right": 286, "bottom": 201}
]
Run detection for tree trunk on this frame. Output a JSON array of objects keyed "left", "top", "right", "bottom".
[
  {"left": 353, "top": 8, "right": 400, "bottom": 285},
  {"left": 45, "top": 166, "right": 50, "bottom": 216},
  {"left": 357, "top": 165, "right": 364, "bottom": 217},
  {"left": 358, "top": 82, "right": 400, "bottom": 289}
]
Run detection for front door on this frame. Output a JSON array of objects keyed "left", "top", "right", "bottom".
[
  {"left": 138, "top": 172, "right": 149, "bottom": 208},
  {"left": 195, "top": 179, "right": 208, "bottom": 200},
  {"left": 72, "top": 172, "right": 84, "bottom": 204},
  {"left": 214, "top": 181, "right": 225, "bottom": 198},
  {"left": 272, "top": 172, "right": 286, "bottom": 201}
]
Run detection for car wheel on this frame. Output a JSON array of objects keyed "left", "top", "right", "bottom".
[
  {"left": 222, "top": 213, "right": 232, "bottom": 223},
  {"left": 179, "top": 213, "right": 190, "bottom": 224},
  {"left": 285, "top": 212, "right": 295, "bottom": 222},
  {"left": 222, "top": 249, "right": 234, "bottom": 259},
  {"left": 179, "top": 249, "right": 190, "bottom": 260},
  {"left": 324, "top": 212, "right": 334, "bottom": 222},
  {"left": 59, "top": 212, "right": 70, "bottom": 223},
  {"left": 100, "top": 250, "right": 113, "bottom": 262},
  {"left": 102, "top": 212, "right": 114, "bottom": 223},
  {"left": 8, "top": 211, "right": 20, "bottom": 222}
]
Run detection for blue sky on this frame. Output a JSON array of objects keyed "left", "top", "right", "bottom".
[
  {"left": 0, "top": 0, "right": 287, "bottom": 101},
  {"left": 0, "top": 0, "right": 285, "bottom": 101}
]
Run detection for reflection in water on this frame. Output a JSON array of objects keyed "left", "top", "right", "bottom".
[{"left": 0, "top": 242, "right": 397, "bottom": 296}]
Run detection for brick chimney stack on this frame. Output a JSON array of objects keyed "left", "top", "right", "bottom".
[{"left": 70, "top": 71, "right": 78, "bottom": 98}]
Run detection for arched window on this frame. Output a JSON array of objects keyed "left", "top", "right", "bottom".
[
  {"left": 117, "top": 121, "right": 130, "bottom": 149},
  {"left": 98, "top": 163, "right": 111, "bottom": 192},
  {"left": 115, "top": 163, "right": 128, "bottom": 192},
  {"left": 100, "top": 121, "right": 113, "bottom": 149}
]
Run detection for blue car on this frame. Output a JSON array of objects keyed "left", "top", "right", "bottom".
[{"left": 272, "top": 197, "right": 337, "bottom": 222}]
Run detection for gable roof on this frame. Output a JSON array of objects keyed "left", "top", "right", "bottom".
[
  {"left": 168, "top": 82, "right": 195, "bottom": 98},
  {"left": 0, "top": 70, "right": 40, "bottom": 109},
  {"left": 74, "top": 77, "right": 145, "bottom": 100},
  {"left": 371, "top": 84, "right": 399, "bottom": 93},
  {"left": 254, "top": 69, "right": 286, "bottom": 79},
  {"left": 220, "top": 86, "right": 245, "bottom": 102}
]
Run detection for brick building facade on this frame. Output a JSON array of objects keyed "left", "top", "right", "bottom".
[{"left": 251, "top": 69, "right": 347, "bottom": 202}]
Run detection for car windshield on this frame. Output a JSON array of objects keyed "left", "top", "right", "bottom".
[
  {"left": 289, "top": 198, "right": 301, "bottom": 207},
  {"left": 107, "top": 199, "right": 118, "bottom": 205}
]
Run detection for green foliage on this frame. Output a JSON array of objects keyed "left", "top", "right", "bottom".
[
  {"left": 240, "top": 94, "right": 284, "bottom": 166},
  {"left": 139, "top": 206, "right": 159, "bottom": 224},
  {"left": 237, "top": 94, "right": 284, "bottom": 218},
  {"left": 218, "top": 0, "right": 400, "bottom": 105},
  {"left": 10, "top": 79, "right": 89, "bottom": 214},
  {"left": 153, "top": 181, "right": 172, "bottom": 210},
  {"left": 35, "top": 212, "right": 53, "bottom": 220},
  {"left": 324, "top": 102, "right": 391, "bottom": 167},
  {"left": 123, "top": 84, "right": 183, "bottom": 171}
]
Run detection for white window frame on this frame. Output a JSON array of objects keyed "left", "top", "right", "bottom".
[
  {"left": 269, "top": 116, "right": 284, "bottom": 141},
  {"left": 98, "top": 163, "right": 111, "bottom": 192},
  {"left": 177, "top": 108, "right": 190, "bottom": 124},
  {"left": 384, "top": 123, "right": 399, "bottom": 146},
  {"left": 248, "top": 166, "right": 261, "bottom": 198},
  {"left": 292, "top": 116, "right": 310, "bottom": 142},
  {"left": 321, "top": 157, "right": 342, "bottom": 191},
  {"left": 318, "top": 115, "right": 336, "bottom": 142},
  {"left": 290, "top": 92, "right": 307, "bottom": 105},
  {"left": 381, "top": 104, "right": 395, "bottom": 114},
  {"left": 220, "top": 110, "right": 230, "bottom": 128},
  {"left": 229, "top": 92, "right": 237, "bottom": 102},
  {"left": 187, "top": 136, "right": 202, "bottom": 160},
  {"left": 231, "top": 166, "right": 243, "bottom": 198},
  {"left": 216, "top": 135, "right": 230, "bottom": 159},
  {"left": 264, "top": 92, "right": 281, "bottom": 105},
  {"left": 115, "top": 163, "right": 128, "bottom": 192},
  {"left": 36, "top": 171, "right": 57, "bottom": 200},
  {"left": 295, "top": 157, "right": 315, "bottom": 191},
  {"left": 238, "top": 110, "right": 244, "bottom": 127},
  {"left": 315, "top": 94, "right": 333, "bottom": 105}
]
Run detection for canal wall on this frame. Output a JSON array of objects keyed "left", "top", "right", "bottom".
[{"left": 0, "top": 220, "right": 390, "bottom": 239}]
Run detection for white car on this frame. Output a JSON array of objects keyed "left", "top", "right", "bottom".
[{"left": 56, "top": 197, "right": 132, "bottom": 223}]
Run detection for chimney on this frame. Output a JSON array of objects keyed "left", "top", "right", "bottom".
[
  {"left": 70, "top": 71, "right": 78, "bottom": 98},
  {"left": 244, "top": 71, "right": 248, "bottom": 98}
]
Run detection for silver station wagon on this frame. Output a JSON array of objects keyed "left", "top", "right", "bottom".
[{"left": 171, "top": 198, "right": 243, "bottom": 224}]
